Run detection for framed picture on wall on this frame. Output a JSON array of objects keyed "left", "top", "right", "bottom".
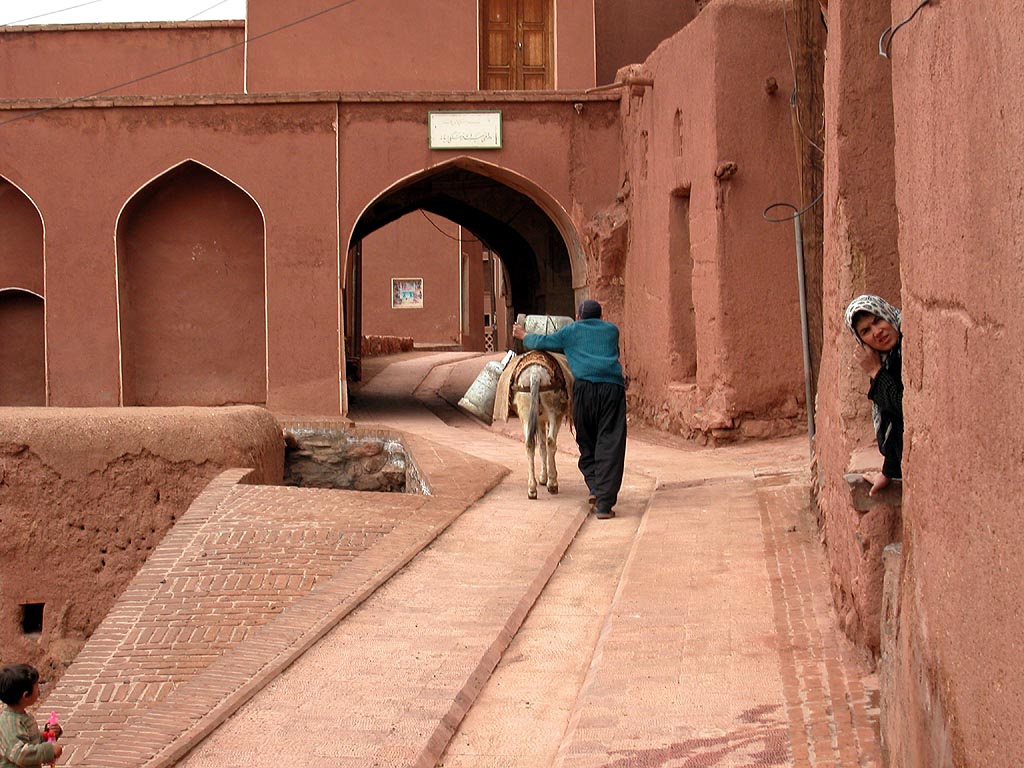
[{"left": 392, "top": 277, "right": 424, "bottom": 309}]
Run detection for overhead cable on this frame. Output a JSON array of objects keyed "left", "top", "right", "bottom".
[
  {"left": 0, "top": 0, "right": 361, "bottom": 129},
  {"left": 187, "top": 0, "right": 233, "bottom": 22},
  {"left": 780, "top": 0, "right": 824, "bottom": 155},
  {"left": 2, "top": 0, "right": 106, "bottom": 27}
]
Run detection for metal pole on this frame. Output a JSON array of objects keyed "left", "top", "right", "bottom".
[{"left": 793, "top": 213, "right": 816, "bottom": 455}]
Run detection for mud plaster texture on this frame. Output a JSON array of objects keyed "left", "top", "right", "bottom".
[
  {"left": 0, "top": 406, "right": 283, "bottom": 686},
  {"left": 881, "top": 0, "right": 1024, "bottom": 765},
  {"left": 813, "top": 0, "right": 901, "bottom": 664},
  {"left": 614, "top": 1, "right": 807, "bottom": 443}
]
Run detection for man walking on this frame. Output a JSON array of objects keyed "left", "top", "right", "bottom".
[{"left": 512, "top": 299, "right": 626, "bottom": 519}]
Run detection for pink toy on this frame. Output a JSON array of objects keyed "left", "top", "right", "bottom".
[
  {"left": 42, "top": 712, "right": 59, "bottom": 741},
  {"left": 42, "top": 712, "right": 60, "bottom": 766}
]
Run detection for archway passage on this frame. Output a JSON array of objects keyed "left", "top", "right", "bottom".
[
  {"left": 352, "top": 163, "right": 574, "bottom": 314},
  {"left": 117, "top": 162, "right": 266, "bottom": 406},
  {"left": 346, "top": 163, "right": 576, "bottom": 380},
  {"left": 0, "top": 291, "right": 46, "bottom": 405}
]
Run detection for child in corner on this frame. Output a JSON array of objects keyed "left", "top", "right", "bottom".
[{"left": 0, "top": 665, "right": 62, "bottom": 767}]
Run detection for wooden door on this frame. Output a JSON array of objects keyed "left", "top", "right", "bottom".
[{"left": 480, "top": 0, "right": 553, "bottom": 90}]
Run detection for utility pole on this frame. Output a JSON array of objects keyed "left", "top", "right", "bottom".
[{"left": 788, "top": 0, "right": 827, "bottom": 398}]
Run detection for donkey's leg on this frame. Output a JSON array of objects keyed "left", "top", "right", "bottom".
[
  {"left": 537, "top": 413, "right": 549, "bottom": 487},
  {"left": 524, "top": 430, "right": 538, "bottom": 499},
  {"left": 545, "top": 402, "right": 560, "bottom": 494},
  {"left": 516, "top": 398, "right": 538, "bottom": 500}
]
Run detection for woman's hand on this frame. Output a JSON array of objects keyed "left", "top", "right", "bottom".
[
  {"left": 512, "top": 323, "right": 526, "bottom": 341},
  {"left": 863, "top": 471, "right": 890, "bottom": 497},
  {"left": 854, "top": 342, "right": 882, "bottom": 378}
]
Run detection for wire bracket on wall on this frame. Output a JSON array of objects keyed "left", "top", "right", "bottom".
[
  {"left": 879, "top": 0, "right": 932, "bottom": 59},
  {"left": 761, "top": 192, "right": 823, "bottom": 223}
]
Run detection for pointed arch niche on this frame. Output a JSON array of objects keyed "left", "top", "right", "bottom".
[
  {"left": 0, "top": 177, "right": 46, "bottom": 405},
  {"left": 116, "top": 161, "right": 266, "bottom": 406}
]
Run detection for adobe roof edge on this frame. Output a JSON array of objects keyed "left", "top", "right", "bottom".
[
  {"left": 0, "top": 21, "right": 245, "bottom": 32},
  {"left": 0, "top": 90, "right": 622, "bottom": 111}
]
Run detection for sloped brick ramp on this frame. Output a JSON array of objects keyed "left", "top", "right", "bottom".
[{"left": 43, "top": 422, "right": 541, "bottom": 768}]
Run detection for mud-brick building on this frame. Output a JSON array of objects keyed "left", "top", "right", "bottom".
[
  {"left": 0, "top": 0, "right": 807, "bottom": 440},
  {"left": 814, "top": 1, "right": 1024, "bottom": 765},
  {"left": 3, "top": 1, "right": 1021, "bottom": 765}
]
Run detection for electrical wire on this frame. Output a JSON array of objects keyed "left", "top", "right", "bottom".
[
  {"left": 420, "top": 210, "right": 480, "bottom": 243},
  {"left": 879, "top": 0, "right": 931, "bottom": 59},
  {"left": 778, "top": 0, "right": 827, "bottom": 154},
  {"left": 2, "top": 0, "right": 106, "bottom": 27},
  {"left": 762, "top": 192, "right": 824, "bottom": 223},
  {"left": 187, "top": 0, "right": 233, "bottom": 22},
  {"left": 0, "top": 0, "right": 362, "bottom": 129}
]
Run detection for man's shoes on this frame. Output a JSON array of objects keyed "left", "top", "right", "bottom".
[
  {"left": 595, "top": 508, "right": 615, "bottom": 520},
  {"left": 588, "top": 494, "right": 596, "bottom": 506}
]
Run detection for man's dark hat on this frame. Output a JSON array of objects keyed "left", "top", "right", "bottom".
[{"left": 578, "top": 299, "right": 602, "bottom": 319}]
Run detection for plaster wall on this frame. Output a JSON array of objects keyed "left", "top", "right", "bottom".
[
  {"left": 815, "top": 0, "right": 900, "bottom": 657},
  {"left": 619, "top": 0, "right": 803, "bottom": 440},
  {"left": 0, "top": 176, "right": 43, "bottom": 293},
  {"left": 117, "top": 162, "right": 266, "bottom": 406},
  {"left": 0, "top": 102, "right": 341, "bottom": 416},
  {"left": 593, "top": 0, "right": 696, "bottom": 85},
  {"left": 0, "top": 292, "right": 46, "bottom": 405},
  {"left": 0, "top": 406, "right": 283, "bottom": 685},
  {"left": 246, "top": 0, "right": 597, "bottom": 92},
  {"left": 0, "top": 23, "right": 244, "bottom": 99},
  {"left": 361, "top": 213, "right": 463, "bottom": 345},
  {"left": 884, "top": 1, "right": 1024, "bottom": 765}
]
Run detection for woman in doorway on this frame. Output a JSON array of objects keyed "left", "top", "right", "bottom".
[{"left": 845, "top": 294, "right": 903, "bottom": 496}]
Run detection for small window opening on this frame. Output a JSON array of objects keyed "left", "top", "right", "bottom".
[{"left": 20, "top": 603, "right": 44, "bottom": 634}]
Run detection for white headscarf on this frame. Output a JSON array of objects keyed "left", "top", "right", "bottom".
[{"left": 844, "top": 294, "right": 902, "bottom": 434}]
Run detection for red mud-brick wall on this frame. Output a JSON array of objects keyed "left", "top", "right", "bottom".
[
  {"left": 883, "top": 1, "right": 1024, "bottom": 765},
  {"left": 0, "top": 23, "right": 244, "bottom": 99},
  {"left": 0, "top": 407, "right": 283, "bottom": 685},
  {"left": 619, "top": 0, "right": 803, "bottom": 441},
  {"left": 815, "top": 0, "right": 900, "bottom": 657}
]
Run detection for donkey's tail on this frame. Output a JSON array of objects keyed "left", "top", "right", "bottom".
[{"left": 526, "top": 370, "right": 540, "bottom": 448}]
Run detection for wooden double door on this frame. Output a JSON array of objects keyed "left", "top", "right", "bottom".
[{"left": 480, "top": 0, "right": 554, "bottom": 90}]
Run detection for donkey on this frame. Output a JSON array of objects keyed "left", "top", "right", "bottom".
[{"left": 509, "top": 350, "right": 571, "bottom": 499}]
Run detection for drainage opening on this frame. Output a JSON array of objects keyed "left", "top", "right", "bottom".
[{"left": 20, "top": 603, "right": 44, "bottom": 635}]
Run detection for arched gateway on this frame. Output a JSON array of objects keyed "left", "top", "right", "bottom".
[{"left": 343, "top": 157, "right": 585, "bottom": 386}]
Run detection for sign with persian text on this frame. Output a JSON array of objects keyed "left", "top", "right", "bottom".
[{"left": 428, "top": 111, "right": 502, "bottom": 150}]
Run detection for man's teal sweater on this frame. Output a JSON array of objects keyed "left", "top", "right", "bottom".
[{"left": 523, "top": 319, "right": 625, "bottom": 386}]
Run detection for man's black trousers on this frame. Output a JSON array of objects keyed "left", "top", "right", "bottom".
[{"left": 572, "top": 380, "right": 627, "bottom": 514}]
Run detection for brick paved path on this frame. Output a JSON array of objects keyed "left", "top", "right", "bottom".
[
  {"left": 44, "top": 421, "right": 508, "bottom": 768},
  {"left": 39, "top": 352, "right": 881, "bottom": 767}
]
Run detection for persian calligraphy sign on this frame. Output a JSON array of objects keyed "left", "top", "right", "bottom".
[{"left": 428, "top": 111, "right": 503, "bottom": 149}]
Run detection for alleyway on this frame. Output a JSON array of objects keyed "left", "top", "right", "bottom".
[{"left": 44, "top": 352, "right": 881, "bottom": 768}]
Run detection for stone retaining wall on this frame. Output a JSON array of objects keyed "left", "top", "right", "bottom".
[{"left": 283, "top": 427, "right": 425, "bottom": 494}]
